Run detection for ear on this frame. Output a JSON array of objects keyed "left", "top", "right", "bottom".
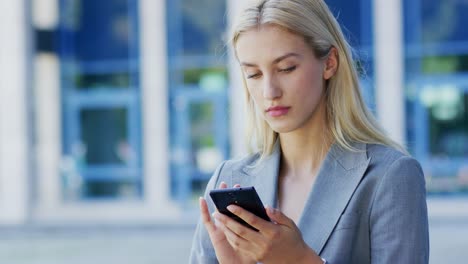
[{"left": 323, "top": 47, "right": 338, "bottom": 80}]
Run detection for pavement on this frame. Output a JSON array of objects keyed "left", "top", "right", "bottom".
[
  {"left": 0, "top": 200, "right": 467, "bottom": 264},
  {"left": 0, "top": 226, "right": 196, "bottom": 264}
]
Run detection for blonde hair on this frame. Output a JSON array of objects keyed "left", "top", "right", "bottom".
[{"left": 230, "top": 0, "right": 407, "bottom": 157}]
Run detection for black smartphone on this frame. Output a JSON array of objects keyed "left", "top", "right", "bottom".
[{"left": 209, "top": 186, "right": 270, "bottom": 231}]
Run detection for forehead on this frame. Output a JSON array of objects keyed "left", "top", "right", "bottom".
[{"left": 235, "top": 25, "right": 310, "bottom": 63}]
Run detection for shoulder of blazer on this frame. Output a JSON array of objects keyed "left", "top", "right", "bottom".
[
  {"left": 366, "top": 143, "right": 418, "bottom": 170},
  {"left": 221, "top": 152, "right": 261, "bottom": 174}
]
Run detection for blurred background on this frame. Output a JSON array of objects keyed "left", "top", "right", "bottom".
[{"left": 0, "top": 0, "right": 467, "bottom": 263}]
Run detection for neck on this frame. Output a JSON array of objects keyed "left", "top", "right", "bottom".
[{"left": 278, "top": 98, "right": 332, "bottom": 179}]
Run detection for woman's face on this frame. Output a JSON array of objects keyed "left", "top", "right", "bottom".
[{"left": 236, "top": 25, "right": 336, "bottom": 134}]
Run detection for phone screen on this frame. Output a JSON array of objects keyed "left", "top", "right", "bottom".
[{"left": 209, "top": 186, "right": 270, "bottom": 231}]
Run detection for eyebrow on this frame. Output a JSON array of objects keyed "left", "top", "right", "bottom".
[{"left": 240, "top": 52, "right": 301, "bottom": 67}]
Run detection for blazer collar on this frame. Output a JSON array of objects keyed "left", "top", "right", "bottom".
[
  {"left": 233, "top": 140, "right": 282, "bottom": 208},
  {"left": 232, "top": 141, "right": 370, "bottom": 254},
  {"left": 299, "top": 142, "right": 370, "bottom": 254}
]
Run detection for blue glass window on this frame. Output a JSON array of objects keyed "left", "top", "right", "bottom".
[
  {"left": 80, "top": 108, "right": 128, "bottom": 165},
  {"left": 59, "top": 0, "right": 142, "bottom": 200},
  {"left": 421, "top": 0, "right": 468, "bottom": 45},
  {"left": 180, "top": 1, "right": 226, "bottom": 56},
  {"left": 167, "top": 0, "right": 229, "bottom": 205},
  {"left": 326, "top": 0, "right": 372, "bottom": 47},
  {"left": 404, "top": 0, "right": 468, "bottom": 193}
]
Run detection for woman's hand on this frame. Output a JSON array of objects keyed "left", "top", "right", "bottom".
[
  {"left": 213, "top": 204, "right": 323, "bottom": 264},
  {"left": 199, "top": 182, "right": 255, "bottom": 264}
]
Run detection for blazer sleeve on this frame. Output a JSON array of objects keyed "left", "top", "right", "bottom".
[
  {"left": 188, "top": 161, "right": 227, "bottom": 264},
  {"left": 369, "top": 156, "right": 430, "bottom": 263}
]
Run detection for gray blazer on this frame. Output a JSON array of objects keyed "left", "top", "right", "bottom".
[{"left": 189, "top": 142, "right": 429, "bottom": 263}]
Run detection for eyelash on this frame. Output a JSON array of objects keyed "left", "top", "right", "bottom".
[
  {"left": 246, "top": 66, "right": 297, "bottom": 79},
  {"left": 280, "top": 65, "right": 297, "bottom": 73}
]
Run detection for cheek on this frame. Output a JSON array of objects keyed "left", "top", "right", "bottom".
[
  {"left": 290, "top": 71, "right": 324, "bottom": 99},
  {"left": 305, "top": 66, "right": 324, "bottom": 95}
]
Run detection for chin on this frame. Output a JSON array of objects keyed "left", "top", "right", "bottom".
[{"left": 267, "top": 121, "right": 297, "bottom": 134}]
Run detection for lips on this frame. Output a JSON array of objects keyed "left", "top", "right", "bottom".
[{"left": 266, "top": 106, "right": 290, "bottom": 117}]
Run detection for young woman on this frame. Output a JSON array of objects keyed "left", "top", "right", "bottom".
[{"left": 190, "top": 0, "right": 429, "bottom": 263}]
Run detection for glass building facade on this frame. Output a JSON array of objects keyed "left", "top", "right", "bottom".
[
  {"left": 404, "top": 0, "right": 468, "bottom": 193},
  {"left": 166, "top": 0, "right": 230, "bottom": 205},
  {"left": 1, "top": 0, "right": 466, "bottom": 225},
  {"left": 57, "top": 0, "right": 143, "bottom": 200},
  {"left": 47, "top": 0, "right": 468, "bottom": 203}
]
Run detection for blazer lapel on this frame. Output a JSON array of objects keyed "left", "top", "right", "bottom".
[
  {"left": 232, "top": 142, "right": 281, "bottom": 209},
  {"left": 231, "top": 141, "right": 370, "bottom": 255},
  {"left": 298, "top": 142, "right": 371, "bottom": 254}
]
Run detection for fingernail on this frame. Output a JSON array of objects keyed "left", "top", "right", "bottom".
[
  {"left": 227, "top": 205, "right": 236, "bottom": 213},
  {"left": 266, "top": 205, "right": 274, "bottom": 214}
]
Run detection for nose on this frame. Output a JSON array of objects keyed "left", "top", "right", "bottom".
[{"left": 263, "top": 74, "right": 282, "bottom": 100}]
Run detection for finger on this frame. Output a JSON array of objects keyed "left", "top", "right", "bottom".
[
  {"left": 214, "top": 208, "right": 266, "bottom": 245},
  {"left": 213, "top": 211, "right": 259, "bottom": 241},
  {"left": 199, "top": 197, "right": 216, "bottom": 233},
  {"left": 219, "top": 182, "right": 228, "bottom": 189},
  {"left": 217, "top": 216, "right": 252, "bottom": 251},
  {"left": 227, "top": 204, "right": 272, "bottom": 233},
  {"left": 233, "top": 184, "right": 241, "bottom": 188},
  {"left": 218, "top": 217, "right": 266, "bottom": 260},
  {"left": 265, "top": 206, "right": 295, "bottom": 227}
]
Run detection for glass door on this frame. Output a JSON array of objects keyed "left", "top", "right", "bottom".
[{"left": 58, "top": 0, "right": 142, "bottom": 200}]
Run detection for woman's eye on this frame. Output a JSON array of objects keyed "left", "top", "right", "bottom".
[
  {"left": 246, "top": 73, "right": 261, "bottom": 79},
  {"left": 279, "top": 65, "right": 297, "bottom": 73}
]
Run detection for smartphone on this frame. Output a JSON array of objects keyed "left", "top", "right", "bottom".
[{"left": 209, "top": 186, "right": 270, "bottom": 231}]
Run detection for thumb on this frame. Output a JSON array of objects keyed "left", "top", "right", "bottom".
[{"left": 266, "top": 206, "right": 293, "bottom": 226}]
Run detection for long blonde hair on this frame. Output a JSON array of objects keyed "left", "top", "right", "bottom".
[{"left": 231, "top": 0, "right": 406, "bottom": 157}]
